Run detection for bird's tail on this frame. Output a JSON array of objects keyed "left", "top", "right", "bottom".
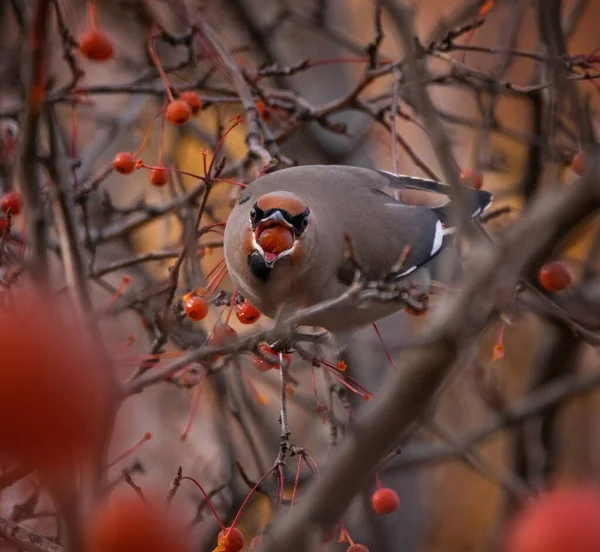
[{"left": 376, "top": 170, "right": 493, "bottom": 224}]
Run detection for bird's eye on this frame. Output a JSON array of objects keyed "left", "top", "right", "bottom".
[
  {"left": 249, "top": 204, "right": 264, "bottom": 229},
  {"left": 292, "top": 208, "right": 310, "bottom": 236}
]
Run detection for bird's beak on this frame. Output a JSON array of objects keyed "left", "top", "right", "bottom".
[{"left": 252, "top": 210, "right": 299, "bottom": 267}]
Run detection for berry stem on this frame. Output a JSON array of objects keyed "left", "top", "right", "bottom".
[
  {"left": 205, "top": 263, "right": 229, "bottom": 296},
  {"left": 290, "top": 455, "right": 303, "bottom": 506},
  {"left": 108, "top": 432, "right": 152, "bottom": 467},
  {"left": 179, "top": 374, "right": 206, "bottom": 440},
  {"left": 225, "top": 289, "right": 238, "bottom": 325},
  {"left": 107, "top": 275, "right": 131, "bottom": 310},
  {"left": 202, "top": 257, "right": 226, "bottom": 283},
  {"left": 207, "top": 116, "right": 243, "bottom": 177},
  {"left": 87, "top": 0, "right": 98, "bottom": 30},
  {"left": 157, "top": 101, "right": 166, "bottom": 164},
  {"left": 375, "top": 471, "right": 383, "bottom": 490},
  {"left": 133, "top": 110, "right": 164, "bottom": 157},
  {"left": 227, "top": 466, "right": 275, "bottom": 534},
  {"left": 372, "top": 322, "right": 397, "bottom": 371},
  {"left": 147, "top": 34, "right": 175, "bottom": 103},
  {"left": 181, "top": 476, "right": 225, "bottom": 530}
]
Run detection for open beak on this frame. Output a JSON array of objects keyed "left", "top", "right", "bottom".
[{"left": 252, "top": 210, "right": 298, "bottom": 267}]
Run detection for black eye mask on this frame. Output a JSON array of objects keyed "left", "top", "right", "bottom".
[{"left": 250, "top": 204, "right": 310, "bottom": 237}]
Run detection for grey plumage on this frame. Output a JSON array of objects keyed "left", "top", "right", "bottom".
[{"left": 223, "top": 165, "right": 492, "bottom": 332}]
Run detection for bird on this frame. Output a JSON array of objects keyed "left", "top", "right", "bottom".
[{"left": 223, "top": 165, "right": 492, "bottom": 333}]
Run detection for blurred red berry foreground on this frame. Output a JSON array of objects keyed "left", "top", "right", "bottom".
[
  {"left": 85, "top": 490, "right": 193, "bottom": 552},
  {"left": 504, "top": 486, "right": 600, "bottom": 552},
  {"left": 0, "top": 294, "right": 110, "bottom": 475}
]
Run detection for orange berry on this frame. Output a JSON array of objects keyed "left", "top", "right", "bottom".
[
  {"left": 113, "top": 152, "right": 136, "bottom": 175},
  {"left": 166, "top": 100, "right": 192, "bottom": 125},
  {"left": 79, "top": 29, "right": 114, "bottom": 62},
  {"left": 85, "top": 490, "right": 193, "bottom": 552},
  {"left": 149, "top": 165, "right": 168, "bottom": 187},
  {"left": 460, "top": 168, "right": 484, "bottom": 190},
  {"left": 347, "top": 545, "right": 369, "bottom": 552},
  {"left": 0, "top": 191, "right": 23, "bottom": 215},
  {"left": 0, "top": 293, "right": 110, "bottom": 474},
  {"left": 504, "top": 486, "right": 600, "bottom": 552},
  {"left": 184, "top": 296, "right": 209, "bottom": 321},
  {"left": 571, "top": 150, "right": 586, "bottom": 175},
  {"left": 539, "top": 261, "right": 572, "bottom": 293},
  {"left": 371, "top": 488, "right": 400, "bottom": 515},
  {"left": 257, "top": 226, "right": 294, "bottom": 255},
  {"left": 253, "top": 343, "right": 291, "bottom": 372},
  {"left": 217, "top": 527, "right": 244, "bottom": 552},
  {"left": 336, "top": 360, "right": 347, "bottom": 372},
  {"left": 179, "top": 91, "right": 202, "bottom": 115},
  {"left": 236, "top": 301, "right": 261, "bottom": 325}
]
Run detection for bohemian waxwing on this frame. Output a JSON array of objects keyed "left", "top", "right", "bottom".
[{"left": 223, "top": 165, "right": 492, "bottom": 332}]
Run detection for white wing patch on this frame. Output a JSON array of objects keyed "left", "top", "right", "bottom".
[{"left": 378, "top": 170, "right": 441, "bottom": 187}]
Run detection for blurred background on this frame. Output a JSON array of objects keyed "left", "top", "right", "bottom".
[{"left": 1, "top": 0, "right": 600, "bottom": 551}]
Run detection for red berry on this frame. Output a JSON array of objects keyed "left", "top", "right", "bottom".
[
  {"left": 113, "top": 152, "right": 136, "bottom": 175},
  {"left": 79, "top": 29, "right": 114, "bottom": 62},
  {"left": 235, "top": 301, "right": 261, "bottom": 325},
  {"left": 460, "top": 168, "right": 484, "bottom": 190},
  {"left": 371, "top": 488, "right": 400, "bottom": 515},
  {"left": 347, "top": 545, "right": 369, "bottom": 552},
  {"left": 252, "top": 343, "right": 291, "bottom": 372},
  {"left": 572, "top": 151, "right": 586, "bottom": 175},
  {"left": 179, "top": 91, "right": 202, "bottom": 115},
  {"left": 184, "top": 296, "right": 208, "bottom": 321},
  {"left": 0, "top": 293, "right": 110, "bottom": 475},
  {"left": 539, "top": 261, "right": 572, "bottom": 293},
  {"left": 217, "top": 527, "right": 245, "bottom": 552},
  {"left": 85, "top": 490, "right": 193, "bottom": 552},
  {"left": 149, "top": 165, "right": 168, "bottom": 187},
  {"left": 504, "top": 486, "right": 600, "bottom": 552},
  {"left": 166, "top": 100, "right": 192, "bottom": 125},
  {"left": 0, "top": 191, "right": 23, "bottom": 215},
  {"left": 257, "top": 226, "right": 293, "bottom": 254}
]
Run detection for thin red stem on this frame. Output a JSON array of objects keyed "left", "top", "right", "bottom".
[
  {"left": 147, "top": 35, "right": 175, "bottom": 103},
  {"left": 207, "top": 116, "right": 243, "bottom": 177},
  {"left": 372, "top": 322, "right": 397, "bottom": 371},
  {"left": 225, "top": 289, "right": 238, "bottom": 325},
  {"left": 227, "top": 467, "right": 275, "bottom": 533},
  {"left": 108, "top": 432, "right": 152, "bottom": 467},
  {"left": 133, "top": 110, "right": 164, "bottom": 157},
  {"left": 87, "top": 0, "right": 98, "bottom": 29},
  {"left": 180, "top": 374, "right": 206, "bottom": 440},
  {"left": 290, "top": 455, "right": 303, "bottom": 506},
  {"left": 107, "top": 275, "right": 131, "bottom": 311},
  {"left": 180, "top": 476, "right": 225, "bottom": 530},
  {"left": 203, "top": 257, "right": 226, "bottom": 283}
]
